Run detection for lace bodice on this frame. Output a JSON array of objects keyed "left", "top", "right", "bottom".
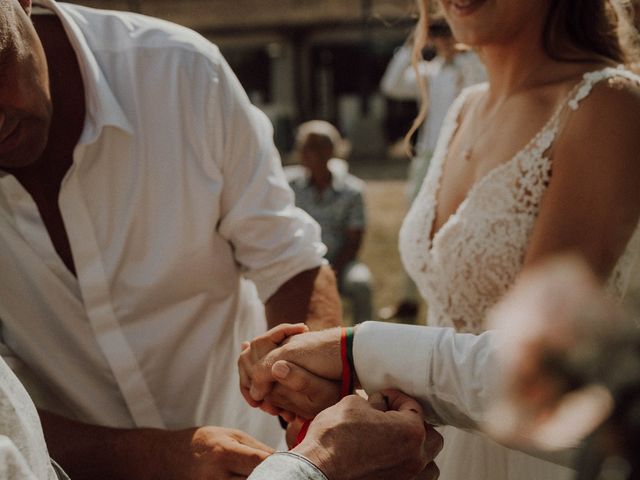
[
  {"left": 400, "top": 67, "right": 640, "bottom": 333},
  {"left": 0, "top": 357, "right": 57, "bottom": 479}
]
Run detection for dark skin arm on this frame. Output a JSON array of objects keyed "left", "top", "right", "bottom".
[
  {"left": 42, "top": 266, "right": 341, "bottom": 478},
  {"left": 264, "top": 264, "right": 342, "bottom": 331},
  {"left": 40, "top": 410, "right": 273, "bottom": 480}
]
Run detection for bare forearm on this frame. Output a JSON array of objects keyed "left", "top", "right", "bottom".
[
  {"left": 265, "top": 265, "right": 342, "bottom": 331},
  {"left": 40, "top": 410, "right": 171, "bottom": 480}
]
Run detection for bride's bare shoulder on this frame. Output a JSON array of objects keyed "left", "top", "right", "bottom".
[
  {"left": 566, "top": 66, "right": 640, "bottom": 130},
  {"left": 554, "top": 65, "right": 640, "bottom": 177}
]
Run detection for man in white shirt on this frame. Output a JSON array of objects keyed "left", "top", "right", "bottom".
[{"left": 0, "top": 0, "right": 340, "bottom": 478}]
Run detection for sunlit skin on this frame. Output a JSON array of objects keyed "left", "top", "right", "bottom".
[{"left": 436, "top": 0, "right": 550, "bottom": 51}]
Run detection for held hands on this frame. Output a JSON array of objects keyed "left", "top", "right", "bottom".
[
  {"left": 238, "top": 324, "right": 346, "bottom": 419},
  {"left": 293, "top": 390, "right": 443, "bottom": 480}
]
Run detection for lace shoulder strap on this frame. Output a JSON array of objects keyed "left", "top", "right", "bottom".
[
  {"left": 526, "top": 67, "right": 640, "bottom": 161},
  {"left": 567, "top": 66, "right": 640, "bottom": 111}
]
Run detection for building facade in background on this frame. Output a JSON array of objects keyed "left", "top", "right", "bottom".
[{"left": 64, "top": 0, "right": 419, "bottom": 159}]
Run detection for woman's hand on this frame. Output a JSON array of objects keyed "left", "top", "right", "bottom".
[{"left": 238, "top": 324, "right": 346, "bottom": 419}]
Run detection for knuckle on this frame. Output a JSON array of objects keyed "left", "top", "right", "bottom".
[
  {"left": 405, "top": 421, "right": 427, "bottom": 449},
  {"left": 426, "top": 429, "right": 444, "bottom": 456},
  {"left": 291, "top": 371, "right": 310, "bottom": 392}
]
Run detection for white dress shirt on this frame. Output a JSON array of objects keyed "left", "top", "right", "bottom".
[
  {"left": 354, "top": 321, "right": 499, "bottom": 428},
  {"left": 0, "top": 0, "right": 324, "bottom": 446}
]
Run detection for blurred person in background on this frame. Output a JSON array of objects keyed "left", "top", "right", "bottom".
[
  {"left": 286, "top": 121, "right": 373, "bottom": 325},
  {"left": 378, "top": 17, "right": 485, "bottom": 322},
  {"left": 242, "top": 256, "right": 640, "bottom": 479}
]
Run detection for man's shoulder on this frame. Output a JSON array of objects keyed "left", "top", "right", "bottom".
[{"left": 59, "top": 2, "right": 223, "bottom": 67}]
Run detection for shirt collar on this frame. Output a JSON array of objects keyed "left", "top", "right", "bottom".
[{"left": 34, "top": 0, "right": 134, "bottom": 145}]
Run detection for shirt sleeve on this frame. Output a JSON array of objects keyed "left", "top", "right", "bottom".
[
  {"left": 206, "top": 51, "right": 327, "bottom": 302},
  {"left": 352, "top": 322, "right": 578, "bottom": 467},
  {"left": 380, "top": 45, "right": 426, "bottom": 100},
  {"left": 353, "top": 321, "right": 500, "bottom": 429},
  {"left": 249, "top": 452, "right": 328, "bottom": 480}
]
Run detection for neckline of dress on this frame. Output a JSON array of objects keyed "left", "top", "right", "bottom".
[{"left": 424, "top": 65, "right": 627, "bottom": 253}]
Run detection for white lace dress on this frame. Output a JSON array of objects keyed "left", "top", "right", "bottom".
[
  {"left": 399, "top": 67, "right": 640, "bottom": 479},
  {"left": 0, "top": 356, "right": 58, "bottom": 480}
]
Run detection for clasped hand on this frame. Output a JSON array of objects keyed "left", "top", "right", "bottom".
[
  {"left": 237, "top": 324, "right": 443, "bottom": 480},
  {"left": 238, "top": 323, "right": 345, "bottom": 420}
]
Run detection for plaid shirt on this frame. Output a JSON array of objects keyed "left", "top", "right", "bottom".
[{"left": 286, "top": 161, "right": 365, "bottom": 264}]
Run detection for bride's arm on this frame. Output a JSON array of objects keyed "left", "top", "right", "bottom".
[{"left": 523, "top": 78, "right": 640, "bottom": 280}]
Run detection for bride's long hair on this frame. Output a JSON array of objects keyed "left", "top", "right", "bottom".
[{"left": 543, "top": 0, "right": 640, "bottom": 64}]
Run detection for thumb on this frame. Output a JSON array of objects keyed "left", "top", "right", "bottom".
[
  {"left": 368, "top": 392, "right": 389, "bottom": 412},
  {"left": 381, "top": 389, "right": 424, "bottom": 417}
]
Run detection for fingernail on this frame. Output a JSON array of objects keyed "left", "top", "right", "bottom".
[
  {"left": 250, "top": 385, "right": 261, "bottom": 401},
  {"left": 272, "top": 361, "right": 290, "bottom": 379}
]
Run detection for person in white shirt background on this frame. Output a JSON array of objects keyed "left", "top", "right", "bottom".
[
  {"left": 0, "top": 0, "right": 344, "bottom": 478},
  {"left": 378, "top": 17, "right": 485, "bottom": 322}
]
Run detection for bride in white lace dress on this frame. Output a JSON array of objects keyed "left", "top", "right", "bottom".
[{"left": 399, "top": 0, "right": 640, "bottom": 478}]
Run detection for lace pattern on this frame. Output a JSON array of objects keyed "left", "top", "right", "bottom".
[
  {"left": 400, "top": 68, "right": 640, "bottom": 333},
  {"left": 0, "top": 359, "right": 57, "bottom": 479}
]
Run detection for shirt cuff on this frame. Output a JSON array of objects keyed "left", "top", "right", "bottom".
[
  {"left": 249, "top": 452, "right": 328, "bottom": 480},
  {"left": 353, "top": 321, "right": 432, "bottom": 399},
  {"left": 353, "top": 321, "right": 499, "bottom": 429}
]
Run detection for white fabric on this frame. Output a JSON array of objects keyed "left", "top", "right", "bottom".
[
  {"left": 248, "top": 452, "right": 328, "bottom": 480},
  {"left": 354, "top": 322, "right": 498, "bottom": 429},
  {"left": 0, "top": 0, "right": 325, "bottom": 446},
  {"left": 392, "top": 67, "right": 640, "bottom": 479},
  {"left": 380, "top": 45, "right": 486, "bottom": 155},
  {"left": 0, "top": 357, "right": 57, "bottom": 480}
]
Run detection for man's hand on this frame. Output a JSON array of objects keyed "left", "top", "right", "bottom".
[
  {"left": 163, "top": 426, "right": 274, "bottom": 480},
  {"left": 293, "top": 390, "right": 443, "bottom": 480},
  {"left": 238, "top": 324, "right": 344, "bottom": 419},
  {"left": 40, "top": 411, "right": 274, "bottom": 480}
]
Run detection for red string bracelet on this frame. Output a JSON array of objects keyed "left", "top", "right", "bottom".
[{"left": 292, "top": 326, "right": 355, "bottom": 448}]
